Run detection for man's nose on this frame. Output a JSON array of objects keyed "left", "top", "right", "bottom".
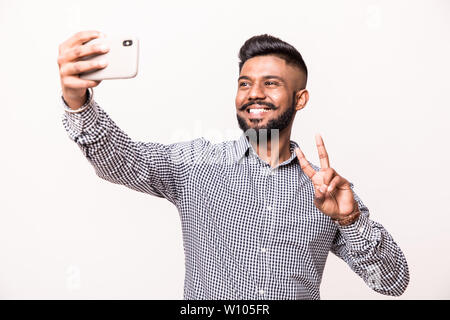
[{"left": 248, "top": 83, "right": 265, "bottom": 100}]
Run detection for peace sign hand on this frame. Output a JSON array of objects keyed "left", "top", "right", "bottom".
[{"left": 295, "top": 134, "right": 360, "bottom": 224}]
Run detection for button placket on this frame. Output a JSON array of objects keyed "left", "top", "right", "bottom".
[{"left": 262, "top": 169, "right": 277, "bottom": 301}]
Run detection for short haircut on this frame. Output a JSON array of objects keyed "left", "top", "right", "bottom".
[{"left": 238, "top": 34, "right": 308, "bottom": 88}]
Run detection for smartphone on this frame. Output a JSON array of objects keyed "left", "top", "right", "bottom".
[{"left": 79, "top": 35, "right": 139, "bottom": 80}]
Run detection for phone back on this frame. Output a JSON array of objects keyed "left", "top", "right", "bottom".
[{"left": 79, "top": 35, "right": 139, "bottom": 80}]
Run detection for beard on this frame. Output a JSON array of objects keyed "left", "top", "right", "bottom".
[{"left": 236, "top": 91, "right": 296, "bottom": 141}]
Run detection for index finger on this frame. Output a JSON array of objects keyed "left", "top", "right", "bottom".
[
  {"left": 60, "top": 30, "right": 103, "bottom": 51},
  {"left": 295, "top": 147, "right": 317, "bottom": 179},
  {"left": 315, "top": 133, "right": 330, "bottom": 169}
]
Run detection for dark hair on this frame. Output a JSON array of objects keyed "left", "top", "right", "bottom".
[{"left": 238, "top": 34, "right": 308, "bottom": 87}]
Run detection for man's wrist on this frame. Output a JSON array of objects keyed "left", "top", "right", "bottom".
[
  {"left": 332, "top": 201, "right": 361, "bottom": 226},
  {"left": 61, "top": 88, "right": 99, "bottom": 135},
  {"left": 62, "top": 88, "right": 93, "bottom": 113}
]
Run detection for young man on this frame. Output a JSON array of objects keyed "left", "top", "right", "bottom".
[{"left": 58, "top": 31, "right": 409, "bottom": 299}]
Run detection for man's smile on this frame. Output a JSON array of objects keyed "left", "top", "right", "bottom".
[
  {"left": 246, "top": 107, "right": 274, "bottom": 119},
  {"left": 241, "top": 102, "right": 277, "bottom": 120}
]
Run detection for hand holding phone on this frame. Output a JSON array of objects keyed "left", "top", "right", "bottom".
[
  {"left": 58, "top": 31, "right": 140, "bottom": 109},
  {"left": 57, "top": 30, "right": 109, "bottom": 109},
  {"left": 79, "top": 35, "right": 139, "bottom": 80}
]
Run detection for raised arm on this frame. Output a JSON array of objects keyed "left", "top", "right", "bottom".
[{"left": 58, "top": 31, "right": 209, "bottom": 205}]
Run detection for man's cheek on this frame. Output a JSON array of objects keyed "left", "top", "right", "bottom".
[{"left": 270, "top": 90, "right": 286, "bottom": 102}]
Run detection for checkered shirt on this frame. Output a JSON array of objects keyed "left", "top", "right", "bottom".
[{"left": 61, "top": 92, "right": 409, "bottom": 299}]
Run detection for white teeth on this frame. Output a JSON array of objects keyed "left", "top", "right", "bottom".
[{"left": 249, "top": 109, "right": 269, "bottom": 114}]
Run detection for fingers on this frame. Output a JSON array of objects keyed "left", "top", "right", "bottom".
[
  {"left": 295, "top": 147, "right": 317, "bottom": 179},
  {"left": 327, "top": 174, "right": 351, "bottom": 193},
  {"left": 315, "top": 133, "right": 330, "bottom": 169},
  {"left": 61, "top": 76, "right": 101, "bottom": 89},
  {"left": 314, "top": 170, "right": 335, "bottom": 199},
  {"left": 60, "top": 30, "right": 104, "bottom": 52},
  {"left": 319, "top": 168, "right": 336, "bottom": 191},
  {"left": 58, "top": 43, "right": 109, "bottom": 65},
  {"left": 314, "top": 185, "right": 327, "bottom": 210},
  {"left": 57, "top": 30, "right": 105, "bottom": 108},
  {"left": 60, "top": 59, "right": 108, "bottom": 77},
  {"left": 315, "top": 169, "right": 346, "bottom": 201}
]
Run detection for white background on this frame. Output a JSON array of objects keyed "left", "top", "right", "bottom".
[{"left": 0, "top": 0, "right": 449, "bottom": 299}]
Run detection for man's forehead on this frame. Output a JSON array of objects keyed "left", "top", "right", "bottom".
[{"left": 239, "top": 55, "right": 293, "bottom": 78}]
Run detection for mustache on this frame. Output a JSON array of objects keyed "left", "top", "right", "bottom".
[{"left": 239, "top": 100, "right": 277, "bottom": 111}]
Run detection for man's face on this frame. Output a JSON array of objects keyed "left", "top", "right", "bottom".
[{"left": 235, "top": 55, "right": 305, "bottom": 136}]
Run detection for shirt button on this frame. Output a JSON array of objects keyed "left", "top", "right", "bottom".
[
  {"left": 259, "top": 289, "right": 265, "bottom": 295},
  {"left": 261, "top": 248, "right": 267, "bottom": 253},
  {"left": 267, "top": 206, "right": 272, "bottom": 211},
  {"left": 359, "top": 226, "right": 364, "bottom": 234}
]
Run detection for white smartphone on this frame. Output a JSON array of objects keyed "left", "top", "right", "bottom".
[{"left": 79, "top": 35, "right": 139, "bottom": 80}]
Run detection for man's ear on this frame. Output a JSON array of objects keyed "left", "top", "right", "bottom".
[{"left": 295, "top": 89, "right": 309, "bottom": 111}]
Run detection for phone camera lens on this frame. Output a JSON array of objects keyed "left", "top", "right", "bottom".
[{"left": 123, "top": 40, "right": 133, "bottom": 46}]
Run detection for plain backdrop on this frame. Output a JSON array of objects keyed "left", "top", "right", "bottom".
[{"left": 0, "top": 0, "right": 449, "bottom": 299}]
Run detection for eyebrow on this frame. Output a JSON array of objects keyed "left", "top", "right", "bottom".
[{"left": 238, "top": 75, "right": 286, "bottom": 82}]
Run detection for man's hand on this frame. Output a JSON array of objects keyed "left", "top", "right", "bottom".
[
  {"left": 57, "top": 30, "right": 109, "bottom": 109},
  {"left": 295, "top": 134, "right": 359, "bottom": 224}
]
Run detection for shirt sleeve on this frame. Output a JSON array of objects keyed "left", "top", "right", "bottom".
[
  {"left": 330, "top": 184, "right": 410, "bottom": 296},
  {"left": 61, "top": 94, "right": 210, "bottom": 206}
]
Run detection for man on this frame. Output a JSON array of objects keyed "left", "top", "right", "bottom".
[{"left": 58, "top": 31, "right": 409, "bottom": 299}]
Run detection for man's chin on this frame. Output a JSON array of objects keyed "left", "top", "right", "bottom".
[
  {"left": 248, "top": 121, "right": 269, "bottom": 131},
  {"left": 237, "top": 116, "right": 264, "bottom": 132},
  {"left": 238, "top": 124, "right": 281, "bottom": 142}
]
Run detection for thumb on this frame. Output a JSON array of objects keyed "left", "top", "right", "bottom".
[{"left": 314, "top": 187, "right": 326, "bottom": 209}]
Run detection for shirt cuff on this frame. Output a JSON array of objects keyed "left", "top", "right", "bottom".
[
  {"left": 62, "top": 88, "right": 99, "bottom": 134},
  {"left": 337, "top": 211, "right": 375, "bottom": 251}
]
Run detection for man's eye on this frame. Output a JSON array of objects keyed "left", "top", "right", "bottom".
[
  {"left": 265, "top": 81, "right": 278, "bottom": 86},
  {"left": 239, "top": 82, "right": 250, "bottom": 87}
]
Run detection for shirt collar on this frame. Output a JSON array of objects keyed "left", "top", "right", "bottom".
[{"left": 234, "top": 133, "right": 300, "bottom": 166}]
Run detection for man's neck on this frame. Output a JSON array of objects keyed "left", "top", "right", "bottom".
[{"left": 248, "top": 129, "right": 293, "bottom": 168}]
